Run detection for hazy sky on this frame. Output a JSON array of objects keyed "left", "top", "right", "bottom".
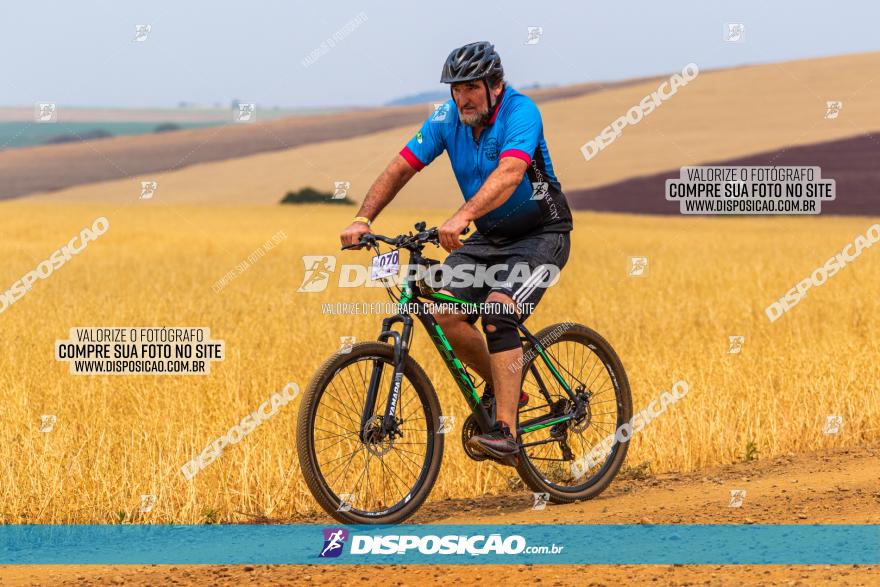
[{"left": 1, "top": 1, "right": 878, "bottom": 108}]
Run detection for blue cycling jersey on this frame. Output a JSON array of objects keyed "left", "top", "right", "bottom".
[{"left": 400, "top": 85, "right": 573, "bottom": 245}]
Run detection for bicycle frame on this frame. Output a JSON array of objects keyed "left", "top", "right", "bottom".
[{"left": 359, "top": 245, "right": 581, "bottom": 444}]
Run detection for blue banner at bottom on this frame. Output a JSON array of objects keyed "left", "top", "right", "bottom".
[{"left": 1, "top": 524, "right": 877, "bottom": 565}]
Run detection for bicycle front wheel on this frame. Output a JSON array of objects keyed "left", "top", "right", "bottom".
[{"left": 296, "top": 341, "right": 444, "bottom": 524}]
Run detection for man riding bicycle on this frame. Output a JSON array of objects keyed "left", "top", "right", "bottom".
[{"left": 340, "top": 41, "right": 573, "bottom": 460}]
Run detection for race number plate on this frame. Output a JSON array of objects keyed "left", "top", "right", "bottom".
[{"left": 371, "top": 250, "right": 400, "bottom": 280}]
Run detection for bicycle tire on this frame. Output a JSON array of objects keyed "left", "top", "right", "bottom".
[
  {"left": 296, "top": 341, "right": 444, "bottom": 524},
  {"left": 515, "top": 323, "right": 632, "bottom": 503}
]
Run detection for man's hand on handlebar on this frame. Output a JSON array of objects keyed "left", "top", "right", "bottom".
[
  {"left": 340, "top": 220, "right": 371, "bottom": 249},
  {"left": 339, "top": 220, "right": 470, "bottom": 252},
  {"left": 438, "top": 212, "right": 471, "bottom": 252}
]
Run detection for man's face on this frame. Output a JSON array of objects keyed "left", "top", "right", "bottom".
[{"left": 451, "top": 80, "right": 500, "bottom": 127}]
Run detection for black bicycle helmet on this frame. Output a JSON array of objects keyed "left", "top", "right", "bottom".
[
  {"left": 440, "top": 41, "right": 503, "bottom": 84},
  {"left": 441, "top": 42, "right": 504, "bottom": 119}
]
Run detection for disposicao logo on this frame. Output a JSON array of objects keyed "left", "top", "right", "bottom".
[{"left": 320, "top": 528, "right": 349, "bottom": 558}]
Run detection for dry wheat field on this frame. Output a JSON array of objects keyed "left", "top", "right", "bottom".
[{"left": 0, "top": 200, "right": 878, "bottom": 523}]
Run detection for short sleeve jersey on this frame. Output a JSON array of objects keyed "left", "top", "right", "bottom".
[{"left": 399, "top": 85, "right": 573, "bottom": 245}]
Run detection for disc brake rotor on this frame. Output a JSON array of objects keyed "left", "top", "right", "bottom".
[
  {"left": 570, "top": 391, "right": 593, "bottom": 433},
  {"left": 363, "top": 415, "right": 394, "bottom": 457},
  {"left": 571, "top": 404, "right": 592, "bottom": 433}
]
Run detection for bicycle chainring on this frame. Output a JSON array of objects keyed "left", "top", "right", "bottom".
[{"left": 461, "top": 413, "right": 488, "bottom": 461}]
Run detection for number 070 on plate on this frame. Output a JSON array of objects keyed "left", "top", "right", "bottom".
[{"left": 371, "top": 250, "right": 400, "bottom": 280}]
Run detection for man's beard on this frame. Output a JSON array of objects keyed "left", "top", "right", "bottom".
[{"left": 459, "top": 106, "right": 490, "bottom": 127}]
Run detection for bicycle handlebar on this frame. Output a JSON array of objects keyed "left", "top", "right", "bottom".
[{"left": 341, "top": 222, "right": 469, "bottom": 251}]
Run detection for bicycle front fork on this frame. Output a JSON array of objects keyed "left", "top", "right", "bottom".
[{"left": 359, "top": 313, "right": 413, "bottom": 442}]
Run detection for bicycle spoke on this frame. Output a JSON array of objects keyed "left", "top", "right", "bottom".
[
  {"left": 319, "top": 388, "right": 360, "bottom": 428},
  {"left": 389, "top": 445, "right": 428, "bottom": 459},
  {"left": 314, "top": 413, "right": 356, "bottom": 434},
  {"left": 316, "top": 435, "right": 360, "bottom": 454},
  {"left": 381, "top": 453, "right": 413, "bottom": 502},
  {"left": 390, "top": 444, "right": 426, "bottom": 471},
  {"left": 348, "top": 450, "right": 371, "bottom": 508},
  {"left": 326, "top": 444, "right": 366, "bottom": 487}
]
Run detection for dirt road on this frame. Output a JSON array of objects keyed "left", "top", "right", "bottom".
[{"left": 2, "top": 444, "right": 877, "bottom": 585}]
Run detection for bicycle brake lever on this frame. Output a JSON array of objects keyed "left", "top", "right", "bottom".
[
  {"left": 341, "top": 234, "right": 376, "bottom": 251},
  {"left": 424, "top": 226, "right": 467, "bottom": 243}
]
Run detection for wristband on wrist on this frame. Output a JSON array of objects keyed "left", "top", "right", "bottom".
[{"left": 353, "top": 216, "right": 372, "bottom": 227}]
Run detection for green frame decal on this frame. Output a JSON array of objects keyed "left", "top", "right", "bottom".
[
  {"left": 386, "top": 260, "right": 578, "bottom": 436},
  {"left": 430, "top": 322, "right": 481, "bottom": 406},
  {"left": 428, "top": 291, "right": 478, "bottom": 307}
]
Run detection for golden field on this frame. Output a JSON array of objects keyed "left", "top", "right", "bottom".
[{"left": 0, "top": 200, "right": 878, "bottom": 523}]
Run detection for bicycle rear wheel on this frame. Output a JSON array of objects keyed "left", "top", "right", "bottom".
[
  {"left": 296, "top": 341, "right": 444, "bottom": 524},
  {"left": 515, "top": 323, "right": 632, "bottom": 502}
]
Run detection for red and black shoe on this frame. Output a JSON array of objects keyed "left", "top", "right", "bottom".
[{"left": 467, "top": 422, "right": 519, "bottom": 461}]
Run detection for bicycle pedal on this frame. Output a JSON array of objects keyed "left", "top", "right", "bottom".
[
  {"left": 500, "top": 454, "right": 521, "bottom": 467},
  {"left": 470, "top": 441, "right": 521, "bottom": 468},
  {"left": 485, "top": 452, "right": 520, "bottom": 468}
]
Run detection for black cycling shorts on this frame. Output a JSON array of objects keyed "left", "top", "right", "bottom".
[{"left": 438, "top": 230, "right": 571, "bottom": 324}]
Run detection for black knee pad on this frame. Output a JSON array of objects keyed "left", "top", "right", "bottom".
[{"left": 481, "top": 303, "right": 521, "bottom": 353}]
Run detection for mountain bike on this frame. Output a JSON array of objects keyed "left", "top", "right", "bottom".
[{"left": 296, "top": 221, "right": 632, "bottom": 524}]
